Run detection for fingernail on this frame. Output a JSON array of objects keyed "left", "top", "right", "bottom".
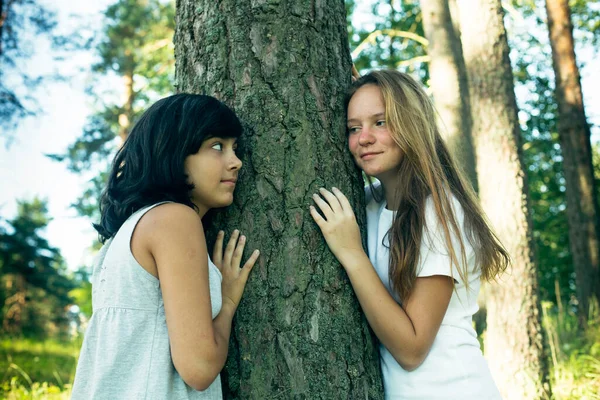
[
  {"left": 332, "top": 187, "right": 338, "bottom": 191},
  {"left": 241, "top": 235, "right": 246, "bottom": 241}
]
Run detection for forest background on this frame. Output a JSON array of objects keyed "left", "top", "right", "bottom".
[{"left": 0, "top": 0, "right": 599, "bottom": 399}]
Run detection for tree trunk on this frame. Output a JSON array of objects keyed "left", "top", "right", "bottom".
[
  {"left": 118, "top": 66, "right": 136, "bottom": 143},
  {"left": 447, "top": 0, "right": 461, "bottom": 42},
  {"left": 456, "top": 0, "right": 551, "bottom": 398},
  {"left": 420, "top": 0, "right": 477, "bottom": 191},
  {"left": 174, "top": 1, "right": 383, "bottom": 399},
  {"left": 546, "top": 0, "right": 600, "bottom": 328}
]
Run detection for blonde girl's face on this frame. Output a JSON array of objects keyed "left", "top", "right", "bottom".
[
  {"left": 346, "top": 84, "right": 403, "bottom": 183},
  {"left": 184, "top": 137, "right": 242, "bottom": 215}
]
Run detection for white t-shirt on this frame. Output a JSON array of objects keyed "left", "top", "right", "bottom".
[{"left": 365, "top": 184, "right": 501, "bottom": 399}]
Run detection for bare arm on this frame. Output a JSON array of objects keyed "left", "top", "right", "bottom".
[
  {"left": 343, "top": 254, "right": 452, "bottom": 370},
  {"left": 310, "top": 188, "right": 452, "bottom": 371},
  {"left": 139, "top": 203, "right": 258, "bottom": 390}
]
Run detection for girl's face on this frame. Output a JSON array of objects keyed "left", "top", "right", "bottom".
[
  {"left": 347, "top": 84, "right": 403, "bottom": 185},
  {"left": 184, "top": 137, "right": 242, "bottom": 216}
]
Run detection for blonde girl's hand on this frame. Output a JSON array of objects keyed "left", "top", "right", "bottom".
[
  {"left": 212, "top": 230, "right": 260, "bottom": 310},
  {"left": 309, "top": 187, "right": 366, "bottom": 267}
]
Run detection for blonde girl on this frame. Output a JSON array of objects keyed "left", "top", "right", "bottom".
[{"left": 310, "top": 70, "right": 509, "bottom": 399}]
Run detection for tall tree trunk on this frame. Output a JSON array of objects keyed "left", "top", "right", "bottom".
[
  {"left": 456, "top": 0, "right": 551, "bottom": 398},
  {"left": 546, "top": 0, "right": 600, "bottom": 328},
  {"left": 447, "top": 0, "right": 461, "bottom": 42},
  {"left": 174, "top": 1, "right": 383, "bottom": 399},
  {"left": 118, "top": 66, "right": 136, "bottom": 143},
  {"left": 420, "top": 0, "right": 477, "bottom": 190}
]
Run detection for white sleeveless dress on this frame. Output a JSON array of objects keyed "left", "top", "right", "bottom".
[{"left": 71, "top": 203, "right": 223, "bottom": 399}]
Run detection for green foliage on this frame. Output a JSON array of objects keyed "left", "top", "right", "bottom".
[
  {"left": 0, "top": 0, "right": 57, "bottom": 135},
  {"left": 0, "top": 337, "right": 78, "bottom": 398},
  {"left": 0, "top": 199, "right": 76, "bottom": 337},
  {"left": 569, "top": 0, "right": 600, "bottom": 50},
  {"left": 96, "top": 0, "right": 174, "bottom": 90},
  {"left": 542, "top": 302, "right": 600, "bottom": 399},
  {"left": 50, "top": 0, "right": 175, "bottom": 220},
  {"left": 349, "top": 0, "right": 429, "bottom": 80},
  {"left": 68, "top": 281, "right": 92, "bottom": 319}
]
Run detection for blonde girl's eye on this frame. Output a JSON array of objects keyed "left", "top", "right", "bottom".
[
  {"left": 211, "top": 142, "right": 223, "bottom": 151},
  {"left": 347, "top": 126, "right": 360, "bottom": 135},
  {"left": 376, "top": 120, "right": 386, "bottom": 127}
]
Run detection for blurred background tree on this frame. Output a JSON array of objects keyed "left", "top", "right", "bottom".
[
  {"left": 49, "top": 0, "right": 175, "bottom": 222},
  {"left": 0, "top": 0, "right": 56, "bottom": 138},
  {"left": 0, "top": 198, "right": 76, "bottom": 338}
]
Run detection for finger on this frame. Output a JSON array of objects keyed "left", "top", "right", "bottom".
[
  {"left": 318, "top": 187, "right": 343, "bottom": 213},
  {"left": 312, "top": 193, "right": 334, "bottom": 219},
  {"left": 212, "top": 231, "right": 224, "bottom": 266},
  {"left": 352, "top": 64, "right": 361, "bottom": 79},
  {"left": 241, "top": 250, "right": 260, "bottom": 274},
  {"left": 332, "top": 187, "right": 355, "bottom": 216},
  {"left": 309, "top": 205, "right": 326, "bottom": 228},
  {"left": 223, "top": 229, "right": 240, "bottom": 266},
  {"left": 231, "top": 234, "right": 247, "bottom": 269}
]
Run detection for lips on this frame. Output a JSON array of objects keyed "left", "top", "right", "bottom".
[
  {"left": 221, "top": 179, "right": 237, "bottom": 185},
  {"left": 360, "top": 152, "right": 382, "bottom": 160}
]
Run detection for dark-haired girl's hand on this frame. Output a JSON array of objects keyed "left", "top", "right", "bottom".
[
  {"left": 351, "top": 64, "right": 361, "bottom": 82},
  {"left": 213, "top": 230, "right": 259, "bottom": 310},
  {"left": 309, "top": 187, "right": 366, "bottom": 268}
]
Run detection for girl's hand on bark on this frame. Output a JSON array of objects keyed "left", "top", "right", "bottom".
[
  {"left": 309, "top": 187, "right": 365, "bottom": 267},
  {"left": 351, "top": 64, "right": 361, "bottom": 82},
  {"left": 212, "top": 230, "right": 259, "bottom": 310}
]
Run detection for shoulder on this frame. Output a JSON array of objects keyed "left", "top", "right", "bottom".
[
  {"left": 424, "top": 192, "right": 465, "bottom": 229},
  {"left": 142, "top": 202, "right": 200, "bottom": 222},
  {"left": 137, "top": 203, "right": 204, "bottom": 243}
]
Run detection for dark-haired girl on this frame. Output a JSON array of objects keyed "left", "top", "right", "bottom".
[
  {"left": 310, "top": 70, "right": 508, "bottom": 398},
  {"left": 71, "top": 94, "right": 259, "bottom": 399}
]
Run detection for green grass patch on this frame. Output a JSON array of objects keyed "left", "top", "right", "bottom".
[
  {"left": 0, "top": 337, "right": 80, "bottom": 398},
  {"left": 542, "top": 302, "right": 600, "bottom": 399}
]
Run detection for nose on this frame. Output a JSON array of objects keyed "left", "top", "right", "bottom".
[
  {"left": 358, "top": 126, "right": 375, "bottom": 146},
  {"left": 229, "top": 152, "right": 242, "bottom": 171}
]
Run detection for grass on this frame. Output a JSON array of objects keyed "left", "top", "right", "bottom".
[
  {"left": 542, "top": 302, "right": 600, "bottom": 399},
  {"left": 0, "top": 337, "right": 80, "bottom": 399}
]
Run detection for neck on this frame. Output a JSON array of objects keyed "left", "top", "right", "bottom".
[
  {"left": 193, "top": 201, "right": 209, "bottom": 219},
  {"left": 378, "top": 174, "right": 400, "bottom": 210}
]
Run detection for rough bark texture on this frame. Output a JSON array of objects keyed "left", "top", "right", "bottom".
[
  {"left": 456, "top": 0, "right": 551, "bottom": 398},
  {"left": 420, "top": 0, "right": 477, "bottom": 190},
  {"left": 174, "top": 1, "right": 383, "bottom": 399},
  {"left": 546, "top": 0, "right": 600, "bottom": 328}
]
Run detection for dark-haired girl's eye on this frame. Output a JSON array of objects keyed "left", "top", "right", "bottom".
[{"left": 211, "top": 142, "right": 223, "bottom": 151}]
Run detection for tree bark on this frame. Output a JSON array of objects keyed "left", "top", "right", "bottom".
[
  {"left": 420, "top": 0, "right": 477, "bottom": 190},
  {"left": 456, "top": 0, "right": 551, "bottom": 398},
  {"left": 174, "top": 1, "right": 383, "bottom": 399},
  {"left": 546, "top": 0, "right": 600, "bottom": 328}
]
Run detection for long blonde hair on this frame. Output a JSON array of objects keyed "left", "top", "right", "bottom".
[{"left": 346, "top": 70, "right": 509, "bottom": 301}]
